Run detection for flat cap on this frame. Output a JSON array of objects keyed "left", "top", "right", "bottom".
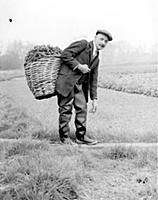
[{"left": 96, "top": 29, "right": 113, "bottom": 41}]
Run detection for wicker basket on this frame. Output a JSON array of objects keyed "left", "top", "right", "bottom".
[{"left": 24, "top": 55, "right": 61, "bottom": 100}]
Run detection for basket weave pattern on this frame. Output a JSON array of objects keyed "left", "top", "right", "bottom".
[{"left": 24, "top": 55, "right": 61, "bottom": 99}]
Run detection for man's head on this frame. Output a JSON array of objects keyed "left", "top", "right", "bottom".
[{"left": 94, "top": 29, "right": 112, "bottom": 51}]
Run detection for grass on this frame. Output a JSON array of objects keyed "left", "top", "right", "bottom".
[
  {"left": 0, "top": 66, "right": 157, "bottom": 199},
  {"left": 0, "top": 140, "right": 157, "bottom": 200},
  {"left": 0, "top": 139, "right": 49, "bottom": 158},
  {"left": 0, "top": 77, "right": 157, "bottom": 144},
  {"left": 0, "top": 107, "right": 157, "bottom": 199},
  {"left": 98, "top": 63, "right": 158, "bottom": 97},
  {"left": 98, "top": 72, "right": 158, "bottom": 97},
  {"left": 0, "top": 93, "right": 47, "bottom": 140},
  {"left": 0, "top": 70, "right": 24, "bottom": 82},
  {"left": 0, "top": 146, "right": 79, "bottom": 200}
]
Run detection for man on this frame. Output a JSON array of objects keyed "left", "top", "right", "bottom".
[{"left": 55, "top": 29, "right": 112, "bottom": 145}]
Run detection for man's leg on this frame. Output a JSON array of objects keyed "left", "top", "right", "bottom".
[
  {"left": 73, "top": 84, "right": 97, "bottom": 145},
  {"left": 57, "top": 91, "right": 74, "bottom": 142},
  {"left": 73, "top": 84, "right": 87, "bottom": 138}
]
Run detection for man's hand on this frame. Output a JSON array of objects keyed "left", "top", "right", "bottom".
[
  {"left": 89, "top": 99, "right": 97, "bottom": 113},
  {"left": 77, "top": 64, "right": 91, "bottom": 74}
]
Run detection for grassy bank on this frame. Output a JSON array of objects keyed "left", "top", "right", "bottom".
[
  {"left": 0, "top": 93, "right": 46, "bottom": 140},
  {"left": 98, "top": 63, "right": 158, "bottom": 97},
  {"left": 99, "top": 72, "right": 158, "bottom": 97},
  {"left": 0, "top": 139, "right": 157, "bottom": 200},
  {"left": 0, "top": 92, "right": 157, "bottom": 199}
]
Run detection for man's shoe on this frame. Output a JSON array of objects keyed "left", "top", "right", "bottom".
[
  {"left": 76, "top": 135, "right": 98, "bottom": 145},
  {"left": 60, "top": 137, "right": 76, "bottom": 145}
]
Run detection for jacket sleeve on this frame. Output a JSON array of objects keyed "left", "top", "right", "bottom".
[
  {"left": 60, "top": 40, "right": 88, "bottom": 70},
  {"left": 90, "top": 61, "right": 99, "bottom": 100}
]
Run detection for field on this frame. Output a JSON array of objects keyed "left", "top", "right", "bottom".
[
  {"left": 0, "top": 70, "right": 24, "bottom": 82},
  {"left": 0, "top": 138, "right": 157, "bottom": 200},
  {"left": 99, "top": 63, "right": 158, "bottom": 97},
  {"left": 0, "top": 62, "right": 157, "bottom": 97},
  {"left": 0, "top": 63, "right": 157, "bottom": 199}
]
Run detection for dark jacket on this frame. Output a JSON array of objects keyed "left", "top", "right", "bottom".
[{"left": 55, "top": 39, "right": 99, "bottom": 102}]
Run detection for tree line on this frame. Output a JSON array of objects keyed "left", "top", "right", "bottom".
[
  {"left": 100, "top": 41, "right": 158, "bottom": 66},
  {"left": 0, "top": 41, "right": 33, "bottom": 70},
  {"left": 0, "top": 40, "right": 157, "bottom": 70}
]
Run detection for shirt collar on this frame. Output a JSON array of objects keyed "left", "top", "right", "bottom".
[
  {"left": 93, "top": 41, "right": 97, "bottom": 55},
  {"left": 92, "top": 41, "right": 99, "bottom": 57}
]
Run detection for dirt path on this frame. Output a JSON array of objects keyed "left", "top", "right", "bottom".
[
  {"left": 0, "top": 77, "right": 157, "bottom": 143},
  {"left": 0, "top": 138, "right": 157, "bottom": 149}
]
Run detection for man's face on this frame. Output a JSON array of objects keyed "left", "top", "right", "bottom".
[{"left": 94, "top": 34, "right": 109, "bottom": 50}]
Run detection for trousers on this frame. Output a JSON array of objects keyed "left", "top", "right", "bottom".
[{"left": 57, "top": 83, "right": 87, "bottom": 139}]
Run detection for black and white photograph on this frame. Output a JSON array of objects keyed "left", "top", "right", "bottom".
[{"left": 0, "top": 0, "right": 157, "bottom": 199}]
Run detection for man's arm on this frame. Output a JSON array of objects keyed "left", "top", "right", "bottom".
[
  {"left": 60, "top": 40, "right": 88, "bottom": 71},
  {"left": 90, "top": 63, "right": 99, "bottom": 100}
]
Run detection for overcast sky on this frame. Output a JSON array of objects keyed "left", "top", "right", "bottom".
[{"left": 0, "top": 0, "right": 157, "bottom": 49}]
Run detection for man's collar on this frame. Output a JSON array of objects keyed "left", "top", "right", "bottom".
[
  {"left": 93, "top": 41, "right": 97, "bottom": 54},
  {"left": 92, "top": 41, "right": 99, "bottom": 57}
]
